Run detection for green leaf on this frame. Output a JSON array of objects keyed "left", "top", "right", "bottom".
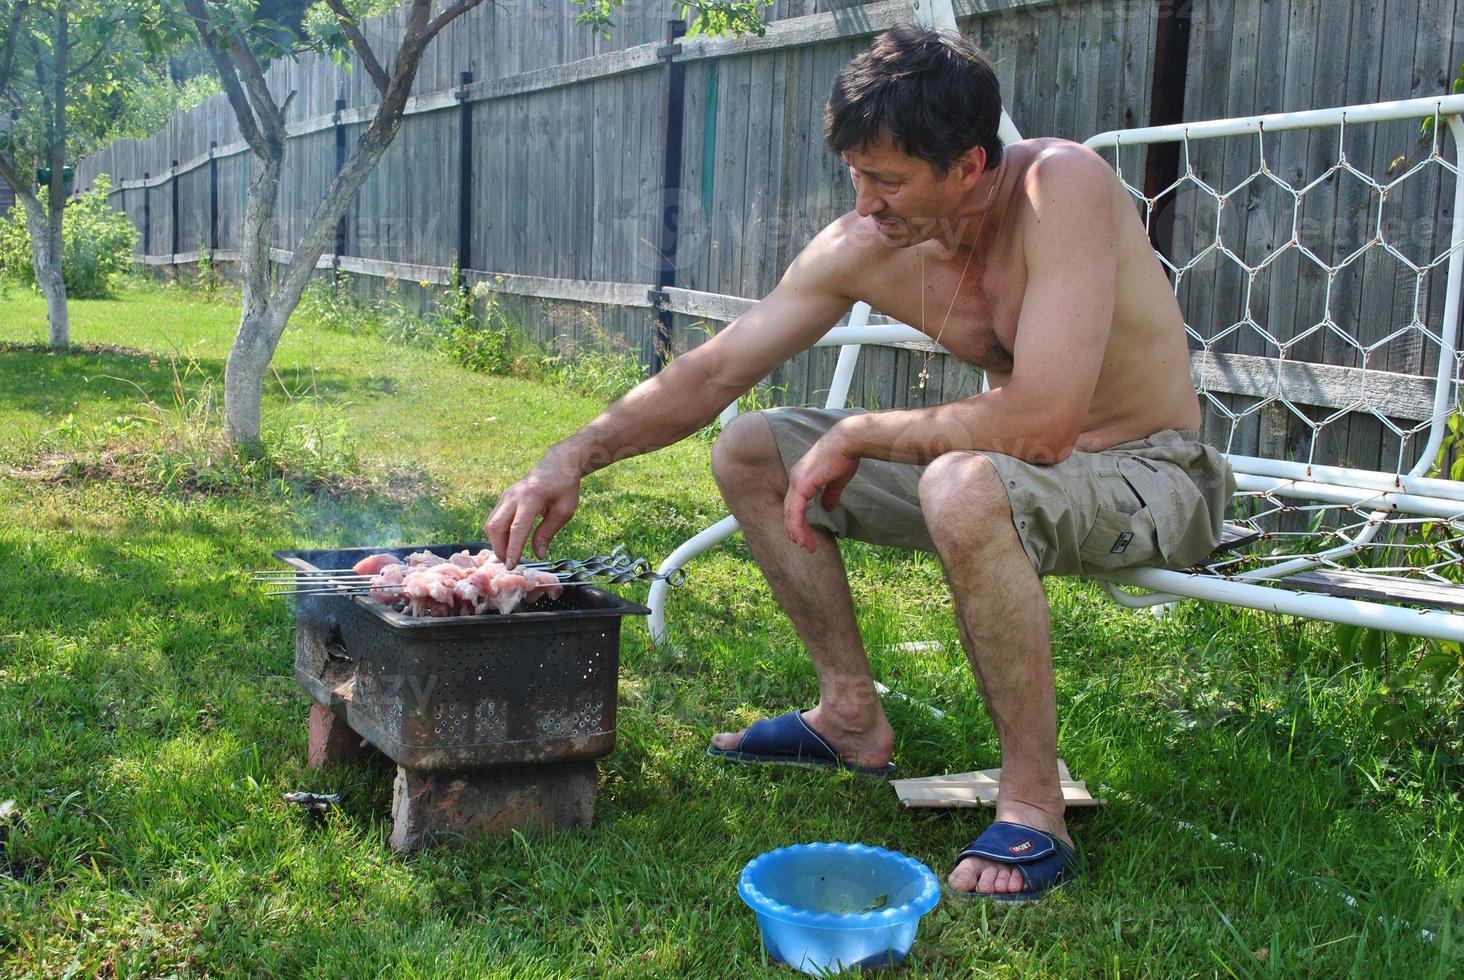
[
  {"left": 1359, "top": 629, "right": 1384, "bottom": 671},
  {"left": 1416, "top": 652, "right": 1461, "bottom": 690},
  {"left": 1336, "top": 623, "right": 1361, "bottom": 659}
]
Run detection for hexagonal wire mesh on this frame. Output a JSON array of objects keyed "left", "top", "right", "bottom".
[{"left": 1087, "top": 98, "right": 1464, "bottom": 586}]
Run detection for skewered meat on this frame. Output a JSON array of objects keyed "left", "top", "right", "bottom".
[
  {"left": 488, "top": 571, "right": 529, "bottom": 615},
  {"left": 352, "top": 548, "right": 564, "bottom": 618},
  {"left": 522, "top": 567, "right": 564, "bottom": 603},
  {"left": 352, "top": 553, "right": 401, "bottom": 576},
  {"left": 369, "top": 563, "right": 409, "bottom": 603}
]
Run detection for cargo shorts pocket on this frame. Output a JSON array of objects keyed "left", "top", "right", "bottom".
[{"left": 1077, "top": 456, "right": 1166, "bottom": 572}]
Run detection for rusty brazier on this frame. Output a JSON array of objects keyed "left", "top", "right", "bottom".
[{"left": 277, "top": 544, "right": 650, "bottom": 850}]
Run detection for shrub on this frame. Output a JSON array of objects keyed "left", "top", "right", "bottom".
[
  {"left": 435, "top": 275, "right": 516, "bottom": 375},
  {"left": 297, "top": 272, "right": 647, "bottom": 401},
  {"left": 543, "top": 303, "right": 647, "bottom": 401},
  {"left": 0, "top": 174, "right": 138, "bottom": 298}
]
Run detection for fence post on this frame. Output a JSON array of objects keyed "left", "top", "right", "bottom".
[
  {"left": 170, "top": 159, "right": 180, "bottom": 260},
  {"left": 333, "top": 98, "right": 347, "bottom": 285},
  {"left": 209, "top": 141, "right": 219, "bottom": 254},
  {"left": 650, "top": 19, "right": 688, "bottom": 374},
  {"left": 1144, "top": 0, "right": 1193, "bottom": 262},
  {"left": 457, "top": 71, "right": 474, "bottom": 279},
  {"left": 142, "top": 173, "right": 151, "bottom": 257}
]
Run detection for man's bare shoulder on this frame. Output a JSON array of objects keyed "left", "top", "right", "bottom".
[
  {"left": 1009, "top": 139, "right": 1120, "bottom": 208},
  {"left": 1002, "top": 139, "right": 1123, "bottom": 258},
  {"left": 796, "top": 210, "right": 900, "bottom": 286},
  {"left": 1007, "top": 137, "right": 1112, "bottom": 172}
]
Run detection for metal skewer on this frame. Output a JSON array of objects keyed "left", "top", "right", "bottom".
[
  {"left": 259, "top": 563, "right": 686, "bottom": 597},
  {"left": 251, "top": 547, "right": 639, "bottom": 581}
]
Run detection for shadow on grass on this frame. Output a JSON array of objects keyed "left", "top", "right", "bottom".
[
  {"left": 0, "top": 343, "right": 402, "bottom": 421},
  {"left": 0, "top": 344, "right": 195, "bottom": 419},
  {"left": 271, "top": 365, "right": 400, "bottom": 399}
]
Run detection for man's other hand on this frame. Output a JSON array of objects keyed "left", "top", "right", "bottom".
[
  {"left": 783, "top": 428, "right": 861, "bottom": 552},
  {"left": 484, "top": 457, "right": 582, "bottom": 569}
]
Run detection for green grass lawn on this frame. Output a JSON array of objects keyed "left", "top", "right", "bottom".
[{"left": 0, "top": 278, "right": 1459, "bottom": 977}]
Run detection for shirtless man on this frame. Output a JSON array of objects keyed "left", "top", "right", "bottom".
[{"left": 485, "top": 26, "right": 1233, "bottom": 902}]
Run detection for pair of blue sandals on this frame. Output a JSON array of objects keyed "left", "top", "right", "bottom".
[{"left": 708, "top": 709, "right": 1081, "bottom": 903}]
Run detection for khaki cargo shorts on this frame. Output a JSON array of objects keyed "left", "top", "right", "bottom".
[{"left": 757, "top": 407, "right": 1236, "bottom": 578}]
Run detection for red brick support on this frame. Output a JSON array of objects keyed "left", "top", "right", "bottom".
[
  {"left": 307, "top": 703, "right": 376, "bottom": 768},
  {"left": 389, "top": 761, "right": 598, "bottom": 852}
]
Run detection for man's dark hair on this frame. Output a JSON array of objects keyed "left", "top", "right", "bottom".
[{"left": 826, "top": 25, "right": 1003, "bottom": 174}]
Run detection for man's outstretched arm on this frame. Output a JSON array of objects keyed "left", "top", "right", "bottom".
[{"left": 486, "top": 233, "right": 856, "bottom": 566}]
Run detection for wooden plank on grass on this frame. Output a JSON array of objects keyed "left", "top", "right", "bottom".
[{"left": 892, "top": 758, "right": 1107, "bottom": 808}]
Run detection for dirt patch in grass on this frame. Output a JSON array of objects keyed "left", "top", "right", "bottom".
[
  {"left": 5, "top": 444, "right": 436, "bottom": 505},
  {"left": 0, "top": 340, "right": 150, "bottom": 357}
]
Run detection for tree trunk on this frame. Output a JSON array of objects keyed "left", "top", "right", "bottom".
[
  {"left": 223, "top": 151, "right": 283, "bottom": 448},
  {"left": 20, "top": 191, "right": 68, "bottom": 350},
  {"left": 224, "top": 310, "right": 283, "bottom": 448},
  {"left": 221, "top": 113, "right": 410, "bottom": 448},
  {"left": 213, "top": 0, "right": 455, "bottom": 451}
]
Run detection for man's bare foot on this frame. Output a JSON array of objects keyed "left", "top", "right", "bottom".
[
  {"left": 710, "top": 704, "right": 895, "bottom": 770},
  {"left": 949, "top": 799, "right": 1073, "bottom": 897}
]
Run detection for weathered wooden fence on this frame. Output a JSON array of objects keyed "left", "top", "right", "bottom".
[{"left": 75, "top": 0, "right": 1464, "bottom": 470}]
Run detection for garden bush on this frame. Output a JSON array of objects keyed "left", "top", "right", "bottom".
[{"left": 0, "top": 174, "right": 137, "bottom": 299}]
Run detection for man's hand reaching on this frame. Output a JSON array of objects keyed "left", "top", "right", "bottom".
[
  {"left": 484, "top": 456, "right": 582, "bottom": 568},
  {"left": 783, "top": 427, "right": 861, "bottom": 553}
]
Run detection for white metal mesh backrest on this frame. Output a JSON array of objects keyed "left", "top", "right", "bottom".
[
  {"left": 1086, "top": 98, "right": 1464, "bottom": 584},
  {"left": 1087, "top": 98, "right": 1464, "bottom": 481}
]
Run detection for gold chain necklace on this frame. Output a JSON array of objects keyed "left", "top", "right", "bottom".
[{"left": 917, "top": 164, "right": 1003, "bottom": 390}]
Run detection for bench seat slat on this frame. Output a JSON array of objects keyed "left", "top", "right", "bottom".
[{"left": 1280, "top": 569, "right": 1464, "bottom": 612}]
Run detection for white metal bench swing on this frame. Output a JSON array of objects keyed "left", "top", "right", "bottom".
[{"left": 647, "top": 11, "right": 1464, "bottom": 649}]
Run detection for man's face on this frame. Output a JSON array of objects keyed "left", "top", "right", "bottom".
[{"left": 842, "top": 135, "right": 968, "bottom": 247}]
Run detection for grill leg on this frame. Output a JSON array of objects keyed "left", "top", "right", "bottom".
[
  {"left": 389, "top": 761, "right": 598, "bottom": 852},
  {"left": 307, "top": 703, "right": 377, "bottom": 768}
]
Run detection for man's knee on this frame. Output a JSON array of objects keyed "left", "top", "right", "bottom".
[
  {"left": 918, "top": 452, "right": 1012, "bottom": 542},
  {"left": 711, "top": 411, "right": 782, "bottom": 486}
]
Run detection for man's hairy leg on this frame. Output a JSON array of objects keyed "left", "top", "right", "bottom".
[
  {"left": 919, "top": 452, "right": 1071, "bottom": 897},
  {"left": 707, "top": 413, "right": 894, "bottom": 768}
]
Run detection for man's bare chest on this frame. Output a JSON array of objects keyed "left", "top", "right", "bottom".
[{"left": 863, "top": 249, "right": 1026, "bottom": 374}]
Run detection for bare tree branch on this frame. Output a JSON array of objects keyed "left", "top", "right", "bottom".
[
  {"left": 322, "top": 0, "right": 389, "bottom": 96},
  {"left": 0, "top": 144, "right": 27, "bottom": 198},
  {"left": 270, "top": 1, "right": 437, "bottom": 314},
  {"left": 48, "top": 1, "right": 65, "bottom": 209},
  {"left": 0, "top": 1, "right": 28, "bottom": 95},
  {"left": 25, "top": 32, "right": 51, "bottom": 147},
  {"left": 182, "top": 0, "right": 267, "bottom": 158},
  {"left": 424, "top": 0, "right": 487, "bottom": 44},
  {"left": 224, "top": 30, "right": 287, "bottom": 150},
  {"left": 370, "top": 1, "right": 430, "bottom": 120}
]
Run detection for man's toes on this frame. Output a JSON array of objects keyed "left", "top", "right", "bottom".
[
  {"left": 996, "top": 866, "right": 1025, "bottom": 894},
  {"left": 950, "top": 858, "right": 1027, "bottom": 896},
  {"left": 948, "top": 858, "right": 979, "bottom": 892},
  {"left": 710, "top": 729, "right": 746, "bottom": 751}
]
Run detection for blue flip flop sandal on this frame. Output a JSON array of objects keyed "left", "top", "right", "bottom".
[
  {"left": 706, "top": 709, "right": 897, "bottom": 778},
  {"left": 953, "top": 821, "right": 1082, "bottom": 903}
]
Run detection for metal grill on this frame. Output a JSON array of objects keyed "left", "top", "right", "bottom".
[{"left": 281, "top": 544, "right": 649, "bottom": 771}]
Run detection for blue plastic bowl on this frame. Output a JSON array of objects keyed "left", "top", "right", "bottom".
[{"left": 738, "top": 842, "right": 941, "bottom": 975}]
